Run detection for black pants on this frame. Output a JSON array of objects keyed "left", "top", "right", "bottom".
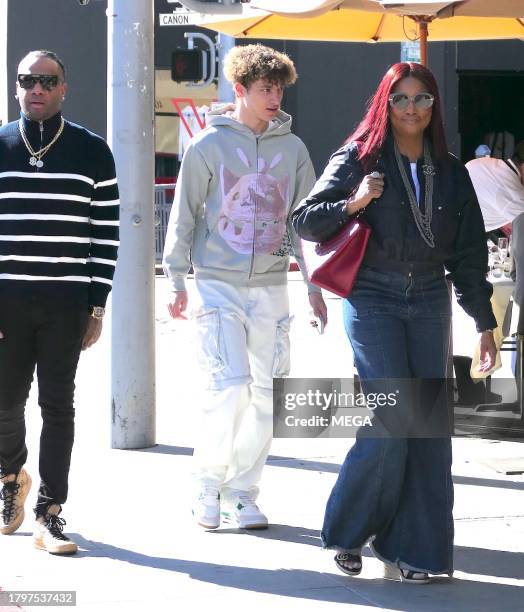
[{"left": 0, "top": 293, "right": 88, "bottom": 515}]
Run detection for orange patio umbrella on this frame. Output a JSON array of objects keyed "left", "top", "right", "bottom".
[{"left": 195, "top": 0, "right": 524, "bottom": 65}]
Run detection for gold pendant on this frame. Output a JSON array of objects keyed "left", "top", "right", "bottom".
[{"left": 29, "top": 156, "right": 37, "bottom": 166}]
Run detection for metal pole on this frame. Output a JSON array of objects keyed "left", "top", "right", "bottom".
[
  {"left": 217, "top": 34, "right": 235, "bottom": 103},
  {"left": 108, "top": 0, "right": 156, "bottom": 449},
  {"left": 419, "top": 19, "right": 428, "bottom": 66}
]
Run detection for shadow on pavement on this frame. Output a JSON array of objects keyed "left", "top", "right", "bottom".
[
  {"left": 207, "top": 523, "right": 324, "bottom": 548},
  {"left": 204, "top": 525, "right": 524, "bottom": 581},
  {"left": 454, "top": 546, "right": 524, "bottom": 580},
  {"left": 132, "top": 445, "right": 193, "bottom": 456},
  {"left": 53, "top": 538, "right": 373, "bottom": 606},
  {"left": 4, "top": 532, "right": 522, "bottom": 610},
  {"left": 130, "top": 445, "right": 524, "bottom": 492},
  {"left": 58, "top": 536, "right": 524, "bottom": 611},
  {"left": 452, "top": 475, "right": 524, "bottom": 490}
]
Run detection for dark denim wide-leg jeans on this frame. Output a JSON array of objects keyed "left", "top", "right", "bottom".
[{"left": 321, "top": 265, "right": 454, "bottom": 575}]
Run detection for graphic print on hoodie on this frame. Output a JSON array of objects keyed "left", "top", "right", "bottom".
[{"left": 218, "top": 148, "right": 289, "bottom": 255}]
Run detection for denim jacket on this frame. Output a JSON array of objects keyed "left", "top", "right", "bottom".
[{"left": 292, "top": 138, "right": 497, "bottom": 332}]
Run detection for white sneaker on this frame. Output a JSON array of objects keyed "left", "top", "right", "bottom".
[
  {"left": 33, "top": 505, "right": 78, "bottom": 555},
  {"left": 221, "top": 488, "right": 268, "bottom": 529},
  {"left": 193, "top": 483, "right": 220, "bottom": 529}
]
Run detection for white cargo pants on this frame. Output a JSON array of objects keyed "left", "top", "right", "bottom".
[{"left": 192, "top": 278, "right": 291, "bottom": 492}]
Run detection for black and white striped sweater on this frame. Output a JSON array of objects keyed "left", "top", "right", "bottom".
[{"left": 0, "top": 112, "right": 119, "bottom": 307}]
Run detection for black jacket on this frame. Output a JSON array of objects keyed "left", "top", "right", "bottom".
[{"left": 292, "top": 138, "right": 497, "bottom": 332}]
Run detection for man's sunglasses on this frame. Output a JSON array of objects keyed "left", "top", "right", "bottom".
[
  {"left": 388, "top": 92, "right": 435, "bottom": 111},
  {"left": 17, "top": 74, "right": 61, "bottom": 91}
]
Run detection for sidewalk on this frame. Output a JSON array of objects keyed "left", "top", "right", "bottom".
[{"left": 1, "top": 274, "right": 523, "bottom": 611}]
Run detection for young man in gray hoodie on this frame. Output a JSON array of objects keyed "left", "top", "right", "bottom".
[{"left": 163, "top": 44, "right": 326, "bottom": 529}]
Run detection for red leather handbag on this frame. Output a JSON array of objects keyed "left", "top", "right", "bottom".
[{"left": 300, "top": 217, "right": 371, "bottom": 297}]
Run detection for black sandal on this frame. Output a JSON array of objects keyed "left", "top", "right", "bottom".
[
  {"left": 334, "top": 552, "right": 362, "bottom": 576},
  {"left": 399, "top": 568, "right": 430, "bottom": 584}
]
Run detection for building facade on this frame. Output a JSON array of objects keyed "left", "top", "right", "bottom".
[{"left": 2, "top": 0, "right": 522, "bottom": 174}]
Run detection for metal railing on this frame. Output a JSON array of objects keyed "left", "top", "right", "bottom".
[{"left": 154, "top": 183, "right": 176, "bottom": 264}]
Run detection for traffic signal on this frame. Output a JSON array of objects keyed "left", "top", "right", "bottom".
[{"left": 171, "top": 49, "right": 206, "bottom": 83}]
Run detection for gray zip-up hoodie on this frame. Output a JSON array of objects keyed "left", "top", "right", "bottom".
[{"left": 162, "top": 106, "right": 318, "bottom": 292}]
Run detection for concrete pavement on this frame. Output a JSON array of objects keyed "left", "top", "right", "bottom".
[{"left": 1, "top": 274, "right": 523, "bottom": 611}]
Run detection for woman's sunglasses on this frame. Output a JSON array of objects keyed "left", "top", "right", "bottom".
[
  {"left": 17, "top": 74, "right": 61, "bottom": 91},
  {"left": 388, "top": 92, "right": 435, "bottom": 111}
]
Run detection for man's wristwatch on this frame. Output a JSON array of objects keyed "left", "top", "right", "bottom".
[{"left": 90, "top": 306, "right": 105, "bottom": 320}]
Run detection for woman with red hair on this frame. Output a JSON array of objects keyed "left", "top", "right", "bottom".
[{"left": 293, "top": 63, "right": 497, "bottom": 583}]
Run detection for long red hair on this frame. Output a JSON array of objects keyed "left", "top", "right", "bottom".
[{"left": 347, "top": 62, "right": 448, "bottom": 171}]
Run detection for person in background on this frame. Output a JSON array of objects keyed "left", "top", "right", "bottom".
[
  {"left": 466, "top": 140, "right": 524, "bottom": 237},
  {"left": 293, "top": 62, "right": 496, "bottom": 583},
  {"left": 457, "top": 143, "right": 524, "bottom": 397},
  {"left": 474, "top": 144, "right": 491, "bottom": 158}
]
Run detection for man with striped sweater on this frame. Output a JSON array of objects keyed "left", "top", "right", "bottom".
[{"left": 0, "top": 50, "right": 119, "bottom": 554}]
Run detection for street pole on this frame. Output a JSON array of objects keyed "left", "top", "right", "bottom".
[
  {"left": 419, "top": 20, "right": 428, "bottom": 67},
  {"left": 217, "top": 34, "right": 235, "bottom": 103},
  {"left": 413, "top": 17, "right": 430, "bottom": 66},
  {"left": 107, "top": 0, "right": 156, "bottom": 449}
]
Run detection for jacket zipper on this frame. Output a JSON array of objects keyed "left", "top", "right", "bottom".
[
  {"left": 248, "top": 135, "right": 260, "bottom": 279},
  {"left": 38, "top": 121, "right": 44, "bottom": 173}
]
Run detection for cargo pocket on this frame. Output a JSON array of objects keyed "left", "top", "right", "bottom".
[
  {"left": 272, "top": 315, "right": 292, "bottom": 377},
  {"left": 194, "top": 308, "right": 227, "bottom": 375}
]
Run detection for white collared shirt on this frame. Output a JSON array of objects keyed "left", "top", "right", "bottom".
[
  {"left": 466, "top": 157, "right": 524, "bottom": 231},
  {"left": 409, "top": 162, "right": 421, "bottom": 204}
]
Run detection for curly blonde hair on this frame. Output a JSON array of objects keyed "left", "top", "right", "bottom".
[{"left": 223, "top": 44, "right": 297, "bottom": 90}]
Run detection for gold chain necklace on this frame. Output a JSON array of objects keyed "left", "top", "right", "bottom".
[{"left": 18, "top": 117, "right": 65, "bottom": 169}]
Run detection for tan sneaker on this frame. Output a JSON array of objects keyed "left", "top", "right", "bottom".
[
  {"left": 33, "top": 504, "right": 78, "bottom": 555},
  {"left": 0, "top": 468, "right": 32, "bottom": 535}
]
